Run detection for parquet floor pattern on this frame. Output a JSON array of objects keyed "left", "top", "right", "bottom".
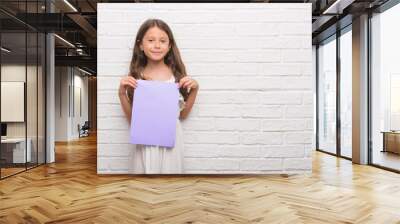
[{"left": 1, "top": 135, "right": 400, "bottom": 223}]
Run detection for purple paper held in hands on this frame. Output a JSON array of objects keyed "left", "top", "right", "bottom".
[{"left": 130, "top": 80, "right": 179, "bottom": 148}]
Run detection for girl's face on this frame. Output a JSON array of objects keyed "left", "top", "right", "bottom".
[{"left": 140, "top": 26, "right": 171, "bottom": 62}]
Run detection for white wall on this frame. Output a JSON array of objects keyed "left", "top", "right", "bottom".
[
  {"left": 97, "top": 3, "right": 313, "bottom": 174},
  {"left": 1, "top": 64, "right": 46, "bottom": 163},
  {"left": 1, "top": 65, "right": 37, "bottom": 138},
  {"left": 55, "top": 67, "right": 89, "bottom": 141}
]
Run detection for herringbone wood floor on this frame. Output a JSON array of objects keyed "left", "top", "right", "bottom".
[{"left": 1, "top": 134, "right": 400, "bottom": 224}]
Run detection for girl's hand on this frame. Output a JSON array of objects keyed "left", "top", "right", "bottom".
[
  {"left": 179, "top": 76, "right": 199, "bottom": 91},
  {"left": 119, "top": 76, "right": 137, "bottom": 94}
]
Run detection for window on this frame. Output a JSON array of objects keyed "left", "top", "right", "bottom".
[
  {"left": 339, "top": 27, "right": 352, "bottom": 158},
  {"left": 370, "top": 3, "right": 400, "bottom": 171},
  {"left": 317, "top": 35, "right": 337, "bottom": 155}
]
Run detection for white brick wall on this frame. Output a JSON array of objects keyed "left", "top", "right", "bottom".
[{"left": 97, "top": 3, "right": 312, "bottom": 174}]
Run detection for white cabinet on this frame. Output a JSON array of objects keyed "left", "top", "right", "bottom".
[{"left": 1, "top": 138, "right": 32, "bottom": 163}]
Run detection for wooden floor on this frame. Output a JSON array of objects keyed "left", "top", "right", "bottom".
[{"left": 1, "top": 135, "right": 400, "bottom": 223}]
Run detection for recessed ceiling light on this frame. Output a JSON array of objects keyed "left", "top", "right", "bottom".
[
  {"left": 54, "top": 34, "right": 75, "bottom": 48},
  {"left": 78, "top": 67, "right": 93, "bottom": 76},
  {"left": 63, "top": 0, "right": 78, "bottom": 12},
  {"left": 1, "top": 47, "right": 11, "bottom": 53}
]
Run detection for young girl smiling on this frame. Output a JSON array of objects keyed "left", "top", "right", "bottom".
[{"left": 119, "top": 19, "right": 199, "bottom": 174}]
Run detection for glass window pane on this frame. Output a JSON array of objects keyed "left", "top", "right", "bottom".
[
  {"left": 340, "top": 28, "right": 352, "bottom": 158},
  {"left": 318, "top": 36, "right": 337, "bottom": 154},
  {"left": 1, "top": 30, "right": 27, "bottom": 177},
  {"left": 38, "top": 32, "right": 45, "bottom": 165},
  {"left": 27, "top": 31, "right": 38, "bottom": 169},
  {"left": 371, "top": 4, "right": 400, "bottom": 171}
]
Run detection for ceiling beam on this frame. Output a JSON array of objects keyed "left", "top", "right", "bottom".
[{"left": 66, "top": 13, "right": 97, "bottom": 47}]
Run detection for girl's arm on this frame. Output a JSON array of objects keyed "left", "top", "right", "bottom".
[
  {"left": 179, "top": 76, "right": 199, "bottom": 120},
  {"left": 119, "top": 76, "right": 138, "bottom": 123},
  {"left": 180, "top": 87, "right": 198, "bottom": 120},
  {"left": 119, "top": 87, "right": 133, "bottom": 123}
]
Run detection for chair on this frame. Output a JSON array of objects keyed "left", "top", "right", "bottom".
[{"left": 79, "top": 121, "right": 90, "bottom": 138}]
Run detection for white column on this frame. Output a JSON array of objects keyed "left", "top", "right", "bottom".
[
  {"left": 46, "top": 1, "right": 55, "bottom": 163},
  {"left": 352, "top": 14, "right": 369, "bottom": 164}
]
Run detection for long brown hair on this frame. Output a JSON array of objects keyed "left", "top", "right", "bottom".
[{"left": 128, "top": 18, "right": 189, "bottom": 101}]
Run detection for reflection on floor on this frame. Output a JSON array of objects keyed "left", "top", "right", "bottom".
[
  {"left": 0, "top": 167, "right": 25, "bottom": 177},
  {"left": 0, "top": 163, "right": 39, "bottom": 178},
  {"left": 373, "top": 150, "right": 400, "bottom": 171}
]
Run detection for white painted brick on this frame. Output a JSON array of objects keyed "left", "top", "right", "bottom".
[
  {"left": 98, "top": 36, "right": 133, "bottom": 49},
  {"left": 97, "top": 157, "right": 109, "bottom": 170},
  {"left": 98, "top": 117, "right": 129, "bottom": 130},
  {"left": 186, "top": 105, "right": 200, "bottom": 117},
  {"left": 236, "top": 50, "right": 281, "bottom": 63},
  {"left": 301, "top": 63, "right": 313, "bottom": 75},
  {"left": 282, "top": 49, "right": 312, "bottom": 62},
  {"left": 97, "top": 104, "right": 125, "bottom": 118},
  {"left": 188, "top": 62, "right": 312, "bottom": 77},
  {"left": 241, "top": 106, "right": 282, "bottom": 118},
  {"left": 184, "top": 144, "right": 219, "bottom": 158},
  {"left": 173, "top": 24, "right": 238, "bottom": 38},
  {"left": 260, "top": 146, "right": 304, "bottom": 158},
  {"left": 197, "top": 105, "right": 241, "bottom": 117},
  {"left": 305, "top": 119, "right": 314, "bottom": 130},
  {"left": 97, "top": 90, "right": 120, "bottom": 104},
  {"left": 182, "top": 118, "right": 215, "bottom": 131},
  {"left": 281, "top": 8, "right": 311, "bottom": 22},
  {"left": 283, "top": 158, "right": 312, "bottom": 170},
  {"left": 181, "top": 49, "right": 281, "bottom": 63},
  {"left": 286, "top": 106, "right": 313, "bottom": 118},
  {"left": 241, "top": 132, "right": 283, "bottom": 145},
  {"left": 97, "top": 63, "right": 130, "bottom": 77},
  {"left": 98, "top": 23, "right": 140, "bottom": 36},
  {"left": 184, "top": 132, "right": 240, "bottom": 144},
  {"left": 215, "top": 10, "right": 283, "bottom": 23},
  {"left": 180, "top": 37, "right": 285, "bottom": 50},
  {"left": 98, "top": 130, "right": 130, "bottom": 144},
  {"left": 279, "top": 36, "right": 311, "bottom": 49},
  {"left": 98, "top": 144, "right": 134, "bottom": 157},
  {"left": 188, "top": 62, "right": 260, "bottom": 76},
  {"left": 108, "top": 158, "right": 131, "bottom": 171},
  {"left": 196, "top": 91, "right": 260, "bottom": 104},
  {"left": 235, "top": 23, "right": 280, "bottom": 36},
  {"left": 215, "top": 118, "right": 260, "bottom": 131},
  {"left": 303, "top": 92, "right": 314, "bottom": 105},
  {"left": 262, "top": 119, "right": 307, "bottom": 131},
  {"left": 285, "top": 132, "right": 313, "bottom": 144},
  {"left": 218, "top": 145, "right": 261, "bottom": 157},
  {"left": 280, "top": 23, "right": 311, "bottom": 35},
  {"left": 98, "top": 49, "right": 132, "bottom": 63},
  {"left": 259, "top": 63, "right": 302, "bottom": 76},
  {"left": 304, "top": 144, "right": 313, "bottom": 157},
  {"left": 197, "top": 77, "right": 312, "bottom": 91},
  {"left": 240, "top": 159, "right": 282, "bottom": 171},
  {"left": 282, "top": 77, "right": 313, "bottom": 90},
  {"left": 185, "top": 158, "right": 240, "bottom": 170},
  {"left": 97, "top": 76, "right": 120, "bottom": 91},
  {"left": 260, "top": 92, "right": 302, "bottom": 105}
]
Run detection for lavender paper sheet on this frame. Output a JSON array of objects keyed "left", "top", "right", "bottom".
[{"left": 130, "top": 80, "right": 179, "bottom": 148}]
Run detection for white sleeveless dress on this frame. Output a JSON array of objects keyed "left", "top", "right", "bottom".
[{"left": 132, "top": 76, "right": 185, "bottom": 174}]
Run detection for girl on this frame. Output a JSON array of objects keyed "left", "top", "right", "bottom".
[{"left": 118, "top": 19, "right": 199, "bottom": 174}]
